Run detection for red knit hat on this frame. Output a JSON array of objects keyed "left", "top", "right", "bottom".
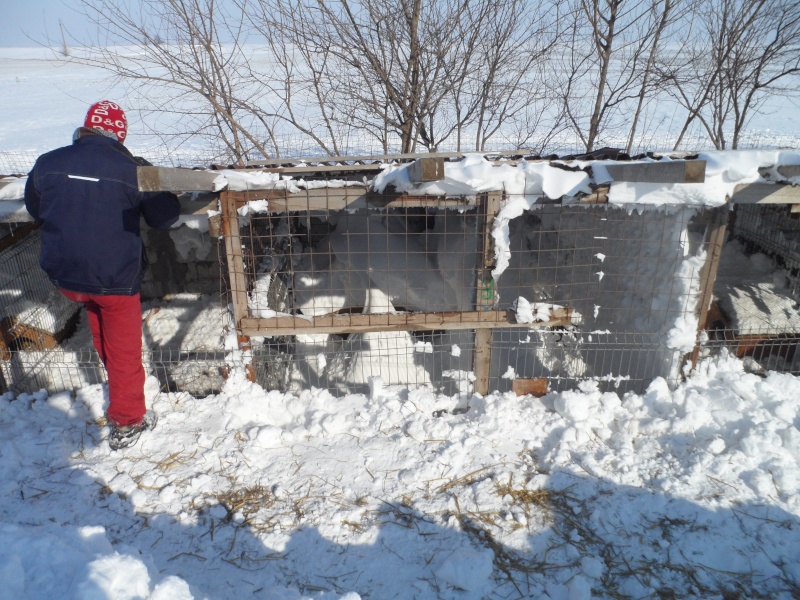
[{"left": 84, "top": 100, "right": 128, "bottom": 143}]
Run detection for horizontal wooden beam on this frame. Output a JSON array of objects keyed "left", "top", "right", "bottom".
[
  {"left": 604, "top": 159, "right": 706, "bottom": 183},
  {"left": 240, "top": 307, "right": 575, "bottom": 336},
  {"left": 138, "top": 166, "right": 220, "bottom": 192},
  {"left": 225, "top": 188, "right": 474, "bottom": 212},
  {"left": 228, "top": 187, "right": 365, "bottom": 211},
  {"left": 731, "top": 183, "right": 800, "bottom": 204}
]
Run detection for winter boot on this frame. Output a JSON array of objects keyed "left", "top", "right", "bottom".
[{"left": 108, "top": 410, "right": 158, "bottom": 450}]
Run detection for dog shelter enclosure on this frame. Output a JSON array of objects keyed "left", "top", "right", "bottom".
[{"left": 2, "top": 150, "right": 800, "bottom": 398}]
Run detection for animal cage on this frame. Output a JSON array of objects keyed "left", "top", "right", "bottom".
[
  {"left": 222, "top": 184, "right": 723, "bottom": 397},
  {"left": 0, "top": 222, "right": 234, "bottom": 397},
  {"left": 4, "top": 153, "right": 800, "bottom": 398},
  {"left": 703, "top": 204, "right": 800, "bottom": 374}
]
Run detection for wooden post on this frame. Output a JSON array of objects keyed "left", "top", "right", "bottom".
[
  {"left": 408, "top": 157, "right": 445, "bottom": 183},
  {"left": 220, "top": 191, "right": 256, "bottom": 382},
  {"left": 689, "top": 206, "right": 729, "bottom": 372},
  {"left": 472, "top": 192, "right": 503, "bottom": 395}
]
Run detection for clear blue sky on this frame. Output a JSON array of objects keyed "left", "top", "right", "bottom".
[{"left": 3, "top": 0, "right": 93, "bottom": 47}]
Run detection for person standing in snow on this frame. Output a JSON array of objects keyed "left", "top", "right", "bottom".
[{"left": 24, "top": 100, "right": 180, "bottom": 450}]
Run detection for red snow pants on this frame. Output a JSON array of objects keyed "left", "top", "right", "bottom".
[{"left": 60, "top": 290, "right": 145, "bottom": 427}]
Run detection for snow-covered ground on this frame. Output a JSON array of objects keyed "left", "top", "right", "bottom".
[
  {"left": 2, "top": 355, "right": 800, "bottom": 599},
  {"left": 1, "top": 49, "right": 800, "bottom": 599}
]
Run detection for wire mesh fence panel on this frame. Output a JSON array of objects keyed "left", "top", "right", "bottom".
[
  {"left": 0, "top": 222, "right": 234, "bottom": 395},
  {"left": 252, "top": 330, "right": 476, "bottom": 397},
  {"left": 704, "top": 204, "right": 800, "bottom": 376},
  {"left": 1, "top": 228, "right": 84, "bottom": 394},
  {"left": 488, "top": 203, "right": 708, "bottom": 392},
  {"left": 5, "top": 183, "right": 800, "bottom": 398},
  {"left": 489, "top": 329, "right": 683, "bottom": 395},
  {"left": 225, "top": 187, "right": 726, "bottom": 395},
  {"left": 1, "top": 348, "right": 106, "bottom": 395},
  {"left": 3, "top": 293, "right": 235, "bottom": 397}
]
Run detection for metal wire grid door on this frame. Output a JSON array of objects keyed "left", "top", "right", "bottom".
[
  {"left": 225, "top": 188, "right": 722, "bottom": 396},
  {"left": 701, "top": 204, "right": 800, "bottom": 375}
]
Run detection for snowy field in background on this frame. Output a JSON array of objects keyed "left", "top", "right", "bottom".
[
  {"left": 3, "top": 46, "right": 800, "bottom": 168},
  {"left": 1, "top": 47, "right": 800, "bottom": 599}
]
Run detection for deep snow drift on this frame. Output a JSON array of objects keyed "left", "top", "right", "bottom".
[{"left": 1, "top": 352, "right": 800, "bottom": 599}]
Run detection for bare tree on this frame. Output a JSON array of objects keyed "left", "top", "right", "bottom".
[
  {"left": 552, "top": 0, "right": 689, "bottom": 153},
  {"left": 251, "top": 0, "right": 560, "bottom": 154},
  {"left": 714, "top": 0, "right": 800, "bottom": 148},
  {"left": 61, "top": 0, "right": 800, "bottom": 159},
  {"left": 624, "top": 0, "right": 693, "bottom": 153},
  {"left": 664, "top": 0, "right": 800, "bottom": 150},
  {"left": 458, "top": 0, "right": 563, "bottom": 152},
  {"left": 66, "top": 0, "right": 283, "bottom": 163}
]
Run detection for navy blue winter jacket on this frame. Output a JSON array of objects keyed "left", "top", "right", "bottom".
[{"left": 24, "top": 132, "right": 180, "bottom": 295}]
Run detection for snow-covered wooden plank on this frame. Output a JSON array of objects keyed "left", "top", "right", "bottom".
[
  {"left": 137, "top": 166, "right": 219, "bottom": 192},
  {"left": 229, "top": 188, "right": 364, "bottom": 211},
  {"left": 604, "top": 159, "right": 706, "bottom": 183},
  {"left": 229, "top": 188, "right": 475, "bottom": 212},
  {"left": 239, "top": 307, "right": 575, "bottom": 336},
  {"left": 731, "top": 183, "right": 800, "bottom": 204}
]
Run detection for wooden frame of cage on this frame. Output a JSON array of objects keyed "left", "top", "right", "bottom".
[
  {"left": 216, "top": 186, "right": 581, "bottom": 394},
  {"left": 135, "top": 155, "right": 800, "bottom": 394},
  {"left": 203, "top": 157, "right": 714, "bottom": 395}
]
